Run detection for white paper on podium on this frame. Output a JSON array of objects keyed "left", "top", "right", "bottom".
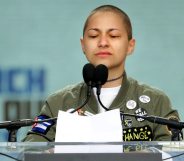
[{"left": 55, "top": 109, "right": 123, "bottom": 153}]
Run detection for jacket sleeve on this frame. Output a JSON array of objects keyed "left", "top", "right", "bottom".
[{"left": 22, "top": 101, "right": 56, "bottom": 142}]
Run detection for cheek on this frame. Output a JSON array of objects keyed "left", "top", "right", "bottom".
[
  {"left": 113, "top": 44, "right": 126, "bottom": 55},
  {"left": 83, "top": 42, "right": 95, "bottom": 54},
  {"left": 116, "top": 42, "right": 129, "bottom": 54}
]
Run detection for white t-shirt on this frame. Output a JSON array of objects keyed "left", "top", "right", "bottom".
[{"left": 93, "top": 86, "right": 121, "bottom": 113}]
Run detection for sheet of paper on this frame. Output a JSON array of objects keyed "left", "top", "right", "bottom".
[
  {"left": 55, "top": 109, "right": 122, "bottom": 142},
  {"left": 55, "top": 109, "right": 123, "bottom": 153}
]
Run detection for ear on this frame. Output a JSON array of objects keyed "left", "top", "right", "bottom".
[
  {"left": 127, "top": 38, "right": 136, "bottom": 56},
  {"left": 80, "top": 37, "right": 85, "bottom": 54}
]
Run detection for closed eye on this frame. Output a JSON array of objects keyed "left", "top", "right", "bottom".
[
  {"left": 110, "top": 35, "right": 120, "bottom": 38},
  {"left": 88, "top": 35, "right": 98, "bottom": 38}
]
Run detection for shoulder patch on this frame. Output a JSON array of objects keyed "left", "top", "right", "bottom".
[{"left": 31, "top": 115, "right": 55, "bottom": 135}]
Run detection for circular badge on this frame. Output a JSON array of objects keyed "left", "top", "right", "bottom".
[
  {"left": 139, "top": 95, "right": 150, "bottom": 103},
  {"left": 126, "top": 100, "right": 137, "bottom": 109},
  {"left": 135, "top": 108, "right": 148, "bottom": 122}
]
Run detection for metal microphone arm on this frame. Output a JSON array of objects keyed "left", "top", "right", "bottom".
[
  {"left": 0, "top": 117, "right": 57, "bottom": 142},
  {"left": 121, "top": 112, "right": 184, "bottom": 130}
]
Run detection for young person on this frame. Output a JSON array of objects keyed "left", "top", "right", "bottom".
[{"left": 23, "top": 5, "right": 180, "bottom": 142}]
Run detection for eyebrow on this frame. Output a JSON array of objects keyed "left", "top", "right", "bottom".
[
  {"left": 87, "top": 28, "right": 99, "bottom": 32},
  {"left": 87, "top": 28, "right": 120, "bottom": 32}
]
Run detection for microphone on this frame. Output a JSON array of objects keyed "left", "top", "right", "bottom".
[
  {"left": 121, "top": 112, "right": 184, "bottom": 130},
  {"left": 94, "top": 64, "right": 108, "bottom": 95},
  {"left": 0, "top": 117, "right": 57, "bottom": 142},
  {"left": 70, "top": 63, "right": 95, "bottom": 113},
  {"left": 82, "top": 63, "right": 95, "bottom": 97},
  {"left": 0, "top": 118, "right": 57, "bottom": 129},
  {"left": 94, "top": 64, "right": 109, "bottom": 111}
]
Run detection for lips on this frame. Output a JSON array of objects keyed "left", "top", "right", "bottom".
[{"left": 95, "top": 51, "right": 112, "bottom": 57}]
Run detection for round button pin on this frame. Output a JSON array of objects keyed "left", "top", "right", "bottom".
[
  {"left": 139, "top": 95, "right": 150, "bottom": 103},
  {"left": 126, "top": 100, "right": 137, "bottom": 109}
]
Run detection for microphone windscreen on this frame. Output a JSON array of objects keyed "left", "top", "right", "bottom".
[
  {"left": 94, "top": 64, "right": 108, "bottom": 85},
  {"left": 82, "top": 63, "right": 95, "bottom": 84}
]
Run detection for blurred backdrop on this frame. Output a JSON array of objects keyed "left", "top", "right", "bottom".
[{"left": 0, "top": 0, "right": 184, "bottom": 141}]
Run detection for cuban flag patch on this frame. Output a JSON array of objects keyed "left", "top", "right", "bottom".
[{"left": 31, "top": 115, "right": 54, "bottom": 135}]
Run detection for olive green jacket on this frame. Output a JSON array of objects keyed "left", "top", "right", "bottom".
[{"left": 23, "top": 73, "right": 179, "bottom": 142}]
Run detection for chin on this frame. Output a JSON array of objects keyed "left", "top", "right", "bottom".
[{"left": 91, "top": 61, "right": 110, "bottom": 68}]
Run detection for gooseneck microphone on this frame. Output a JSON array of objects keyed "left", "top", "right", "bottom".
[
  {"left": 94, "top": 64, "right": 109, "bottom": 111},
  {"left": 70, "top": 63, "right": 95, "bottom": 113},
  {"left": 94, "top": 64, "right": 108, "bottom": 95},
  {"left": 83, "top": 63, "right": 96, "bottom": 97}
]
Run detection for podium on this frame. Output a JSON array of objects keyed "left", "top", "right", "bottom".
[
  {"left": 25, "top": 153, "right": 161, "bottom": 161},
  {"left": 0, "top": 142, "right": 184, "bottom": 161}
]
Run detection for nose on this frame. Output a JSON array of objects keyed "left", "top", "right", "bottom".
[{"left": 98, "top": 35, "right": 109, "bottom": 48}]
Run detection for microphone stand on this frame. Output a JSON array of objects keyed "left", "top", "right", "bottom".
[
  {"left": 70, "top": 95, "right": 90, "bottom": 114},
  {"left": 0, "top": 118, "right": 57, "bottom": 142},
  {"left": 97, "top": 93, "right": 109, "bottom": 111},
  {"left": 121, "top": 112, "right": 184, "bottom": 130},
  {"left": 70, "top": 83, "right": 92, "bottom": 114}
]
